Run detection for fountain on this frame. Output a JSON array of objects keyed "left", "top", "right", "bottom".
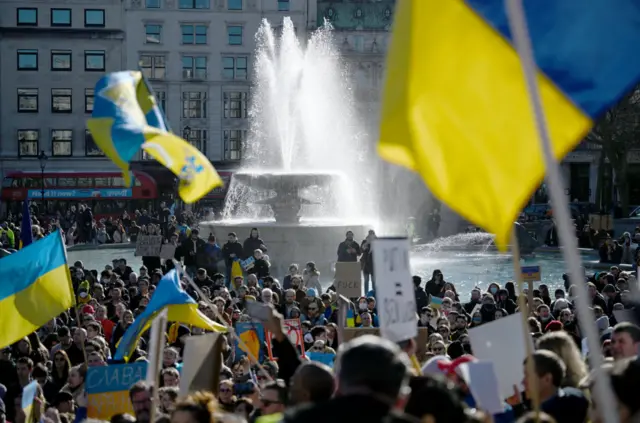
[{"left": 200, "top": 18, "right": 373, "bottom": 277}]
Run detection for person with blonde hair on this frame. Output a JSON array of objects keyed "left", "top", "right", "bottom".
[
  {"left": 171, "top": 391, "right": 217, "bottom": 423},
  {"left": 536, "top": 331, "right": 587, "bottom": 388}
]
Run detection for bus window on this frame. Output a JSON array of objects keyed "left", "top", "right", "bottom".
[
  {"left": 45, "top": 178, "right": 56, "bottom": 188},
  {"left": 24, "top": 178, "right": 40, "bottom": 188},
  {"left": 58, "top": 178, "right": 75, "bottom": 187},
  {"left": 94, "top": 177, "right": 109, "bottom": 187},
  {"left": 77, "top": 177, "right": 92, "bottom": 187},
  {"left": 112, "top": 177, "right": 124, "bottom": 187},
  {"left": 2, "top": 178, "right": 14, "bottom": 188}
]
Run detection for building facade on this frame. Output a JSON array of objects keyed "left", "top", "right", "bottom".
[{"left": 0, "top": 0, "right": 126, "bottom": 175}]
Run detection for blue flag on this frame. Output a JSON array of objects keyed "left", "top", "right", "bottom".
[{"left": 20, "top": 201, "right": 33, "bottom": 249}]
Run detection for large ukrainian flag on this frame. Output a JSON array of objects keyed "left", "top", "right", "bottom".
[
  {"left": 378, "top": 1, "right": 640, "bottom": 249},
  {"left": 88, "top": 71, "right": 223, "bottom": 203},
  {"left": 0, "top": 231, "right": 75, "bottom": 349},
  {"left": 114, "top": 269, "right": 226, "bottom": 361}
]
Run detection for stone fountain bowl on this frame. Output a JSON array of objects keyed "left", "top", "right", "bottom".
[{"left": 233, "top": 170, "right": 343, "bottom": 192}]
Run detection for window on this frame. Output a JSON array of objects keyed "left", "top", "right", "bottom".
[
  {"left": 51, "top": 9, "right": 71, "bottom": 26},
  {"left": 18, "top": 89, "right": 38, "bottom": 113},
  {"left": 181, "top": 24, "right": 207, "bottom": 44},
  {"left": 146, "top": 0, "right": 161, "bottom": 8},
  {"left": 227, "top": 26, "right": 242, "bottom": 45},
  {"left": 182, "top": 92, "right": 207, "bottom": 118},
  {"left": 224, "top": 130, "right": 245, "bottom": 160},
  {"left": 52, "top": 130, "right": 73, "bottom": 156},
  {"left": 145, "top": 24, "right": 162, "bottom": 43},
  {"left": 224, "top": 92, "right": 247, "bottom": 119},
  {"left": 184, "top": 129, "right": 207, "bottom": 153},
  {"left": 85, "top": 50, "right": 105, "bottom": 71},
  {"left": 140, "top": 55, "right": 166, "bottom": 79},
  {"left": 222, "top": 56, "right": 247, "bottom": 80},
  {"left": 17, "top": 8, "right": 38, "bottom": 26},
  {"left": 17, "top": 50, "right": 38, "bottom": 71},
  {"left": 156, "top": 91, "right": 166, "bottom": 113},
  {"left": 51, "top": 50, "right": 71, "bottom": 71},
  {"left": 18, "top": 130, "right": 39, "bottom": 157},
  {"left": 85, "top": 130, "right": 104, "bottom": 156},
  {"left": 84, "top": 9, "right": 105, "bottom": 27},
  {"left": 278, "top": 0, "right": 290, "bottom": 11},
  {"left": 179, "top": 0, "right": 210, "bottom": 9},
  {"left": 182, "top": 56, "right": 207, "bottom": 79},
  {"left": 52, "top": 89, "right": 72, "bottom": 113},
  {"left": 85, "top": 89, "right": 94, "bottom": 113},
  {"left": 228, "top": 0, "right": 242, "bottom": 11}
]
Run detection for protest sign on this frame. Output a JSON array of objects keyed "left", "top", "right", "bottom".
[
  {"left": 240, "top": 256, "right": 255, "bottom": 271},
  {"left": 160, "top": 244, "right": 177, "bottom": 260},
  {"left": 372, "top": 237, "right": 417, "bottom": 343},
  {"left": 180, "top": 333, "right": 223, "bottom": 396},
  {"left": 334, "top": 262, "right": 362, "bottom": 298},
  {"left": 266, "top": 318, "right": 305, "bottom": 359},
  {"left": 457, "top": 361, "right": 503, "bottom": 415},
  {"left": 235, "top": 322, "right": 265, "bottom": 362},
  {"left": 521, "top": 265, "right": 541, "bottom": 282},
  {"left": 86, "top": 362, "right": 147, "bottom": 419},
  {"left": 135, "top": 235, "right": 162, "bottom": 256},
  {"left": 429, "top": 296, "right": 443, "bottom": 309},
  {"left": 342, "top": 328, "right": 429, "bottom": 361},
  {"left": 307, "top": 351, "right": 336, "bottom": 368}
]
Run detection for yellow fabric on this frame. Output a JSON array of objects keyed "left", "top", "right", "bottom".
[{"left": 377, "top": 0, "right": 591, "bottom": 249}]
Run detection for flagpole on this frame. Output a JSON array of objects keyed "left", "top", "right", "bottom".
[{"left": 504, "top": 2, "right": 618, "bottom": 423}]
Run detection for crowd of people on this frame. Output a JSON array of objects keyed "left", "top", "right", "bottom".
[{"left": 1, "top": 209, "right": 640, "bottom": 423}]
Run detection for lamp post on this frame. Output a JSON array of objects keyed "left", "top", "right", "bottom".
[
  {"left": 37, "top": 150, "right": 47, "bottom": 212},
  {"left": 183, "top": 126, "right": 191, "bottom": 143}
]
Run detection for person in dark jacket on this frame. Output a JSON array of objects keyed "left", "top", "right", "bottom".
[
  {"left": 413, "top": 276, "right": 429, "bottom": 313},
  {"left": 425, "top": 269, "right": 446, "bottom": 298},
  {"left": 496, "top": 289, "right": 518, "bottom": 315},
  {"left": 243, "top": 228, "right": 266, "bottom": 259},
  {"left": 222, "top": 232, "right": 244, "bottom": 285},
  {"left": 178, "top": 229, "right": 206, "bottom": 277},
  {"left": 337, "top": 231, "right": 361, "bottom": 262}
]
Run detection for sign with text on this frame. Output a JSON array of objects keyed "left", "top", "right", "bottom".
[
  {"left": 135, "top": 235, "right": 163, "bottom": 257},
  {"left": 266, "top": 318, "right": 305, "bottom": 359},
  {"left": 86, "top": 362, "right": 147, "bottom": 419},
  {"left": 334, "top": 262, "right": 362, "bottom": 298},
  {"left": 372, "top": 237, "right": 417, "bottom": 343},
  {"left": 521, "top": 265, "right": 541, "bottom": 282}
]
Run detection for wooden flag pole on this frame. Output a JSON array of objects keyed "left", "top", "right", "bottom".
[{"left": 505, "top": 1, "right": 619, "bottom": 423}]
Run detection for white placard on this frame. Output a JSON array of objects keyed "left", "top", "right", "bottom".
[{"left": 372, "top": 237, "right": 417, "bottom": 343}]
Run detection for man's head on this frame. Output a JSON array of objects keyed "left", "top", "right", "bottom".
[
  {"left": 228, "top": 232, "right": 237, "bottom": 242},
  {"left": 260, "top": 380, "right": 287, "bottom": 416},
  {"left": 611, "top": 322, "right": 640, "bottom": 360},
  {"left": 523, "top": 350, "right": 565, "bottom": 398},
  {"left": 289, "top": 362, "right": 334, "bottom": 405},
  {"left": 129, "top": 381, "right": 152, "bottom": 423},
  {"left": 16, "top": 357, "right": 34, "bottom": 382},
  {"left": 345, "top": 231, "right": 354, "bottom": 241},
  {"left": 335, "top": 335, "right": 410, "bottom": 408}
]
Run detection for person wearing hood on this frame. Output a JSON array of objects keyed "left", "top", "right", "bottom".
[
  {"left": 243, "top": 227, "right": 266, "bottom": 259},
  {"left": 496, "top": 288, "right": 517, "bottom": 315},
  {"left": 425, "top": 270, "right": 446, "bottom": 298},
  {"left": 413, "top": 276, "right": 429, "bottom": 312}
]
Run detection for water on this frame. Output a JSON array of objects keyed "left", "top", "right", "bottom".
[{"left": 221, "top": 17, "right": 370, "bottom": 222}]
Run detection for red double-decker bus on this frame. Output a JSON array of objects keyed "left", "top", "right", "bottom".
[{"left": 1, "top": 170, "right": 158, "bottom": 220}]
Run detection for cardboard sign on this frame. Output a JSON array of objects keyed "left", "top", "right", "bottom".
[
  {"left": 180, "top": 333, "right": 223, "bottom": 396},
  {"left": 240, "top": 257, "right": 255, "bottom": 271},
  {"left": 342, "top": 327, "right": 430, "bottom": 362},
  {"left": 372, "top": 238, "right": 418, "bottom": 343},
  {"left": 135, "top": 235, "right": 162, "bottom": 256},
  {"left": 334, "top": 262, "right": 362, "bottom": 298},
  {"left": 235, "top": 322, "right": 265, "bottom": 362},
  {"left": 266, "top": 318, "right": 305, "bottom": 359},
  {"left": 160, "top": 244, "right": 177, "bottom": 260},
  {"left": 521, "top": 265, "right": 541, "bottom": 282},
  {"left": 86, "top": 362, "right": 147, "bottom": 419}
]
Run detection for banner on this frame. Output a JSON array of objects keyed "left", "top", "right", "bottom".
[
  {"left": 135, "top": 235, "right": 163, "bottom": 256},
  {"left": 86, "top": 362, "right": 147, "bottom": 419},
  {"left": 334, "top": 262, "right": 362, "bottom": 298},
  {"left": 235, "top": 322, "right": 265, "bottom": 362}
]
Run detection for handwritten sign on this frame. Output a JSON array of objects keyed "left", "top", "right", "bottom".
[
  {"left": 334, "top": 262, "right": 362, "bottom": 298},
  {"left": 240, "top": 256, "right": 255, "bottom": 271},
  {"left": 521, "top": 265, "right": 541, "bottom": 282},
  {"left": 307, "top": 352, "right": 336, "bottom": 368},
  {"left": 86, "top": 362, "right": 147, "bottom": 419},
  {"left": 235, "top": 322, "right": 265, "bottom": 362},
  {"left": 266, "top": 318, "right": 305, "bottom": 359},
  {"left": 135, "top": 235, "right": 162, "bottom": 256},
  {"left": 372, "top": 237, "right": 417, "bottom": 343}
]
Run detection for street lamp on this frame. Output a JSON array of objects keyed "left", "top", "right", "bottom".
[
  {"left": 37, "top": 150, "right": 47, "bottom": 211},
  {"left": 183, "top": 126, "right": 191, "bottom": 142}
]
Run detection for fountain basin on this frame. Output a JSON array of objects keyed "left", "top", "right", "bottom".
[{"left": 200, "top": 219, "right": 371, "bottom": 279}]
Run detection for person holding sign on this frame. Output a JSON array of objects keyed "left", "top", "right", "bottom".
[{"left": 337, "top": 231, "right": 361, "bottom": 262}]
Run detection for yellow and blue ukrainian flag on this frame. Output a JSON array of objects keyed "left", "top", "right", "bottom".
[
  {"left": 21, "top": 380, "right": 39, "bottom": 423},
  {"left": 378, "top": 0, "right": 640, "bottom": 249},
  {"left": 0, "top": 231, "right": 75, "bottom": 349},
  {"left": 87, "top": 71, "right": 222, "bottom": 203},
  {"left": 114, "top": 269, "right": 226, "bottom": 361}
]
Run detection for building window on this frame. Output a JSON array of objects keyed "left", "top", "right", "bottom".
[
  {"left": 52, "top": 130, "right": 73, "bottom": 157},
  {"left": 52, "top": 89, "right": 72, "bottom": 113},
  {"left": 185, "top": 129, "right": 207, "bottom": 153},
  {"left": 156, "top": 91, "right": 166, "bottom": 113},
  {"left": 85, "top": 89, "right": 94, "bottom": 113},
  {"left": 17, "top": 8, "right": 38, "bottom": 26},
  {"left": 85, "top": 50, "right": 105, "bottom": 71},
  {"left": 181, "top": 24, "right": 207, "bottom": 45},
  {"left": 182, "top": 56, "right": 207, "bottom": 79},
  {"left": 18, "top": 130, "right": 39, "bottom": 157},
  {"left": 18, "top": 89, "right": 38, "bottom": 113},
  {"left": 51, "top": 9, "right": 71, "bottom": 26},
  {"left": 223, "top": 92, "right": 247, "bottom": 119},
  {"left": 223, "top": 130, "right": 244, "bottom": 160},
  {"left": 179, "top": 0, "right": 210, "bottom": 9},
  {"left": 17, "top": 50, "right": 38, "bottom": 71},
  {"left": 146, "top": 0, "right": 161, "bottom": 8},
  {"left": 278, "top": 0, "right": 290, "bottom": 11},
  {"left": 145, "top": 24, "right": 162, "bottom": 44},
  {"left": 182, "top": 92, "right": 207, "bottom": 118},
  {"left": 228, "top": 0, "right": 242, "bottom": 11},
  {"left": 140, "top": 55, "right": 166, "bottom": 79},
  {"left": 227, "top": 26, "right": 242, "bottom": 45},
  {"left": 84, "top": 9, "right": 105, "bottom": 27},
  {"left": 222, "top": 56, "right": 247, "bottom": 80},
  {"left": 51, "top": 50, "right": 71, "bottom": 71},
  {"left": 85, "top": 130, "right": 104, "bottom": 156}
]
